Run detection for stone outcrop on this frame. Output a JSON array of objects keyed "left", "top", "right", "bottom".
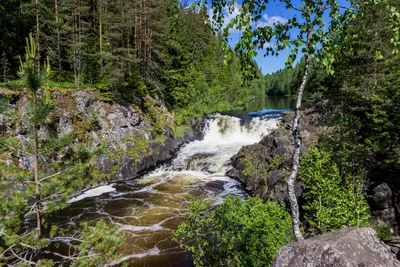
[
  {"left": 272, "top": 227, "right": 400, "bottom": 267},
  {"left": 227, "top": 107, "right": 324, "bottom": 202},
  {"left": 1, "top": 89, "right": 200, "bottom": 182}
]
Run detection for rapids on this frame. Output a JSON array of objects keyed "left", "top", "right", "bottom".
[{"left": 61, "top": 113, "right": 281, "bottom": 266}]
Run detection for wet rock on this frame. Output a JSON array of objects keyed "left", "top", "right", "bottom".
[
  {"left": 190, "top": 116, "right": 206, "bottom": 139},
  {"left": 186, "top": 152, "right": 216, "bottom": 171},
  {"left": 117, "top": 131, "right": 198, "bottom": 180},
  {"left": 367, "top": 181, "right": 398, "bottom": 232},
  {"left": 94, "top": 156, "right": 115, "bottom": 174},
  {"left": 272, "top": 227, "right": 400, "bottom": 267},
  {"left": 228, "top": 108, "right": 323, "bottom": 203},
  {"left": 4, "top": 90, "right": 201, "bottom": 185},
  {"left": 366, "top": 152, "right": 400, "bottom": 233}
]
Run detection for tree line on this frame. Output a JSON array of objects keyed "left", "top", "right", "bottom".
[{"left": 0, "top": 0, "right": 265, "bottom": 117}]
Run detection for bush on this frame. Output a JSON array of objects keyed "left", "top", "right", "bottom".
[
  {"left": 300, "top": 147, "right": 370, "bottom": 235},
  {"left": 174, "top": 196, "right": 292, "bottom": 267}
]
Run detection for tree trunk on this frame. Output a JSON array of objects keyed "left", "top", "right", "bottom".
[
  {"left": 77, "top": 2, "right": 82, "bottom": 86},
  {"left": 99, "top": 0, "right": 103, "bottom": 72},
  {"left": 55, "top": 0, "right": 62, "bottom": 71},
  {"left": 3, "top": 64, "right": 6, "bottom": 83},
  {"left": 33, "top": 97, "right": 42, "bottom": 239},
  {"left": 287, "top": 32, "right": 311, "bottom": 242},
  {"left": 35, "top": 0, "right": 40, "bottom": 77},
  {"left": 73, "top": 6, "right": 77, "bottom": 85},
  {"left": 139, "top": 0, "right": 142, "bottom": 61}
]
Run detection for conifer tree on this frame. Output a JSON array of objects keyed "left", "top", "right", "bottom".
[{"left": 0, "top": 34, "right": 124, "bottom": 266}]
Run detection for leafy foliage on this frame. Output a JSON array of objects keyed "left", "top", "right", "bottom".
[
  {"left": 174, "top": 196, "right": 292, "bottom": 267},
  {"left": 264, "top": 57, "right": 329, "bottom": 97},
  {"left": 300, "top": 147, "right": 370, "bottom": 235}
]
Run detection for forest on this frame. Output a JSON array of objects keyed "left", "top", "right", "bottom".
[
  {"left": 1, "top": 0, "right": 400, "bottom": 266},
  {"left": 0, "top": 0, "right": 265, "bottom": 118}
]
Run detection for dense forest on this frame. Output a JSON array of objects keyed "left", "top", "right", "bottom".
[
  {"left": 1, "top": 0, "right": 400, "bottom": 266},
  {"left": 264, "top": 58, "right": 328, "bottom": 97},
  {"left": 0, "top": 0, "right": 265, "bottom": 117}
]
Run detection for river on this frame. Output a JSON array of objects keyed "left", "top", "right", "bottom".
[{"left": 62, "top": 98, "right": 292, "bottom": 266}]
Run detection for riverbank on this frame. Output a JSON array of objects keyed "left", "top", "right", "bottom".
[
  {"left": 0, "top": 88, "right": 203, "bottom": 192},
  {"left": 227, "top": 103, "right": 400, "bottom": 240}
]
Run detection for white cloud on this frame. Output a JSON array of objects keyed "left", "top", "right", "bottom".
[
  {"left": 208, "top": 2, "right": 242, "bottom": 34},
  {"left": 256, "top": 14, "right": 288, "bottom": 28}
]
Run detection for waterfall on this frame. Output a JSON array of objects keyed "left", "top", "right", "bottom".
[{"left": 63, "top": 113, "right": 280, "bottom": 266}]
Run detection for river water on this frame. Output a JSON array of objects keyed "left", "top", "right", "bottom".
[{"left": 63, "top": 111, "right": 284, "bottom": 266}]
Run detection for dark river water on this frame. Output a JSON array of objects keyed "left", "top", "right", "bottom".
[{"left": 60, "top": 98, "right": 291, "bottom": 266}]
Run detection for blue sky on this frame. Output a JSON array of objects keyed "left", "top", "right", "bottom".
[
  {"left": 222, "top": 0, "right": 301, "bottom": 74},
  {"left": 186, "top": 0, "right": 351, "bottom": 75}
]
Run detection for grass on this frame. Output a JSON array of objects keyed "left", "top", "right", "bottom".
[{"left": 1, "top": 78, "right": 102, "bottom": 91}]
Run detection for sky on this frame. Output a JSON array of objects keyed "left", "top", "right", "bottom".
[
  {"left": 186, "top": 0, "right": 351, "bottom": 75},
  {"left": 222, "top": 0, "right": 299, "bottom": 74}
]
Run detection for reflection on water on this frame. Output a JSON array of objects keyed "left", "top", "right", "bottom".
[{"left": 60, "top": 114, "right": 280, "bottom": 266}]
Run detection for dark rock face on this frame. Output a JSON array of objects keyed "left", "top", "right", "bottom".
[
  {"left": 227, "top": 108, "right": 323, "bottom": 202},
  {"left": 118, "top": 131, "right": 197, "bottom": 180},
  {"left": 367, "top": 159, "right": 400, "bottom": 233},
  {"left": 272, "top": 227, "right": 400, "bottom": 267}
]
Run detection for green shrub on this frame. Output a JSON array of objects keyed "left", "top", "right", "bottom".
[
  {"left": 174, "top": 196, "right": 292, "bottom": 267},
  {"left": 372, "top": 221, "right": 393, "bottom": 240},
  {"left": 300, "top": 147, "right": 370, "bottom": 234}
]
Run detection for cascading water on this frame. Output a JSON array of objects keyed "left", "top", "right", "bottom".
[{"left": 62, "top": 113, "right": 280, "bottom": 266}]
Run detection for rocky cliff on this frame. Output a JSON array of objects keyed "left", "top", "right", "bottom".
[
  {"left": 0, "top": 89, "right": 200, "bottom": 185},
  {"left": 227, "top": 108, "right": 323, "bottom": 203}
]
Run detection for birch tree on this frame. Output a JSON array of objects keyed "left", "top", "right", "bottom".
[{"left": 207, "top": 0, "right": 356, "bottom": 241}]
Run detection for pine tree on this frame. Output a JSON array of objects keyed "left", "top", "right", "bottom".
[{"left": 0, "top": 34, "right": 124, "bottom": 266}]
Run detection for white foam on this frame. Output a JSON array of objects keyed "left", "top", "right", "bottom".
[
  {"left": 170, "top": 114, "right": 279, "bottom": 173},
  {"left": 104, "top": 247, "right": 161, "bottom": 266},
  {"left": 117, "top": 224, "right": 166, "bottom": 232},
  {"left": 68, "top": 184, "right": 116, "bottom": 203}
]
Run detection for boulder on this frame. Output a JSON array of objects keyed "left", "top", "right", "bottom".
[{"left": 272, "top": 227, "right": 400, "bottom": 267}]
